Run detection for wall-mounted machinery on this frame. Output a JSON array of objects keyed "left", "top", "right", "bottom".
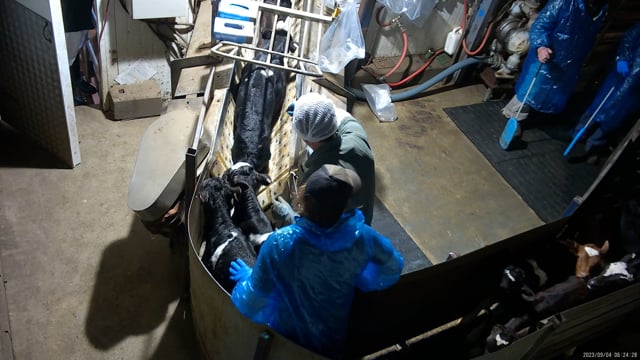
[{"left": 489, "top": 0, "right": 540, "bottom": 79}]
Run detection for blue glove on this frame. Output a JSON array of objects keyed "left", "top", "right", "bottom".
[
  {"left": 229, "top": 258, "right": 252, "bottom": 283},
  {"left": 271, "top": 196, "right": 298, "bottom": 224},
  {"left": 617, "top": 60, "right": 630, "bottom": 77},
  {"left": 286, "top": 102, "right": 295, "bottom": 116}
]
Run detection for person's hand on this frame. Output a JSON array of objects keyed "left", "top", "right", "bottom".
[
  {"left": 286, "top": 102, "right": 295, "bottom": 116},
  {"left": 617, "top": 60, "right": 630, "bottom": 77},
  {"left": 537, "top": 47, "right": 552, "bottom": 63},
  {"left": 272, "top": 196, "right": 298, "bottom": 224},
  {"left": 229, "top": 258, "right": 252, "bottom": 283}
]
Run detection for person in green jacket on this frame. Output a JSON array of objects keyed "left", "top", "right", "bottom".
[{"left": 272, "top": 92, "right": 376, "bottom": 225}]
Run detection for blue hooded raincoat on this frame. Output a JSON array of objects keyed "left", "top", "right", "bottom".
[
  {"left": 231, "top": 209, "right": 404, "bottom": 358},
  {"left": 516, "top": 0, "right": 607, "bottom": 114},
  {"left": 575, "top": 22, "right": 640, "bottom": 150}
]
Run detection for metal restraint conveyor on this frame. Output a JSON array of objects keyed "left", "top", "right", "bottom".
[
  {"left": 211, "top": 0, "right": 333, "bottom": 77},
  {"left": 180, "top": 1, "right": 350, "bottom": 359},
  {"left": 129, "top": 0, "right": 334, "bottom": 231},
  {"left": 183, "top": 0, "right": 337, "bottom": 211}
]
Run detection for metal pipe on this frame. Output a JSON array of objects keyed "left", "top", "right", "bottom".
[
  {"left": 257, "top": 2, "right": 332, "bottom": 23},
  {"left": 211, "top": 41, "right": 323, "bottom": 76}
]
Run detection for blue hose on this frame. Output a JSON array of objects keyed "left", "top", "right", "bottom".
[{"left": 348, "top": 56, "right": 490, "bottom": 102}]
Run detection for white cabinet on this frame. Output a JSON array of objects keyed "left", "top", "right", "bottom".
[{"left": 127, "top": 0, "right": 188, "bottom": 19}]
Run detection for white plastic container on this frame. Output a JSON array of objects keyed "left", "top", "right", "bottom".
[
  {"left": 213, "top": 17, "right": 255, "bottom": 43},
  {"left": 444, "top": 27, "right": 463, "bottom": 56},
  {"left": 217, "top": 0, "right": 259, "bottom": 21}
]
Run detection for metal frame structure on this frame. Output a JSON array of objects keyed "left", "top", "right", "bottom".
[{"left": 211, "top": 1, "right": 333, "bottom": 77}]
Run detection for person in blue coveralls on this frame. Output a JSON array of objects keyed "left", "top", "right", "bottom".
[
  {"left": 501, "top": 0, "right": 608, "bottom": 136},
  {"left": 228, "top": 164, "right": 404, "bottom": 359},
  {"left": 568, "top": 22, "right": 640, "bottom": 164}
]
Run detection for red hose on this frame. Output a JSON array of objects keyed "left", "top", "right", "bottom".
[
  {"left": 461, "top": 0, "right": 494, "bottom": 56},
  {"left": 366, "top": 7, "right": 408, "bottom": 81},
  {"left": 462, "top": 22, "right": 495, "bottom": 56},
  {"left": 383, "top": 31, "right": 408, "bottom": 79},
  {"left": 387, "top": 48, "right": 445, "bottom": 88}
]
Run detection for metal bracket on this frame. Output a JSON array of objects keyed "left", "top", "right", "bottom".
[{"left": 170, "top": 55, "right": 222, "bottom": 98}]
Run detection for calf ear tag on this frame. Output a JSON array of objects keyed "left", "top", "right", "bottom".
[{"left": 584, "top": 246, "right": 599, "bottom": 257}]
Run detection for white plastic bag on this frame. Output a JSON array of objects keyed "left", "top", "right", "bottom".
[
  {"left": 362, "top": 83, "right": 398, "bottom": 122},
  {"left": 376, "top": 0, "right": 422, "bottom": 20},
  {"left": 318, "top": 1, "right": 365, "bottom": 74}
]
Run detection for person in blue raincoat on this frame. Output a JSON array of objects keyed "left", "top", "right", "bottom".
[
  {"left": 501, "top": 0, "right": 608, "bottom": 129},
  {"left": 228, "top": 164, "right": 404, "bottom": 359},
  {"left": 568, "top": 22, "right": 640, "bottom": 164}
]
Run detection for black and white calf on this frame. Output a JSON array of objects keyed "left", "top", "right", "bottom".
[
  {"left": 479, "top": 259, "right": 550, "bottom": 326},
  {"left": 224, "top": 162, "right": 274, "bottom": 252},
  {"left": 588, "top": 252, "right": 639, "bottom": 295},
  {"left": 486, "top": 275, "right": 590, "bottom": 353},
  {"left": 225, "top": 161, "right": 272, "bottom": 193},
  {"left": 531, "top": 275, "right": 590, "bottom": 318},
  {"left": 199, "top": 176, "right": 257, "bottom": 293},
  {"left": 231, "top": 21, "right": 297, "bottom": 173},
  {"left": 485, "top": 314, "right": 532, "bottom": 353},
  {"left": 500, "top": 259, "right": 549, "bottom": 297}
]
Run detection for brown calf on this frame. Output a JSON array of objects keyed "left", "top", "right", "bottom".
[{"left": 565, "top": 239, "right": 610, "bottom": 279}]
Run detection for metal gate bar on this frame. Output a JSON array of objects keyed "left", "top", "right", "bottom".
[{"left": 211, "top": 0, "right": 333, "bottom": 77}]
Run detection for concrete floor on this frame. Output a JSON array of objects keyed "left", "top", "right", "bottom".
[
  {"left": 352, "top": 83, "right": 543, "bottom": 263},
  {"left": 0, "top": 107, "right": 199, "bottom": 359},
  {"left": 0, "top": 83, "right": 549, "bottom": 358}
]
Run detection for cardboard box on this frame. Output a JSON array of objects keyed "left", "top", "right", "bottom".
[{"left": 109, "top": 80, "right": 163, "bottom": 120}]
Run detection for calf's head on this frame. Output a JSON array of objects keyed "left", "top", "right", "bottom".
[
  {"left": 588, "top": 253, "right": 639, "bottom": 294},
  {"left": 199, "top": 176, "right": 234, "bottom": 210},
  {"left": 224, "top": 162, "right": 272, "bottom": 192},
  {"left": 257, "top": 21, "right": 298, "bottom": 60},
  {"left": 566, "top": 240, "right": 610, "bottom": 278}
]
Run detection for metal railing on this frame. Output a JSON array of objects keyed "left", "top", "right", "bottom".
[{"left": 211, "top": 1, "right": 333, "bottom": 77}]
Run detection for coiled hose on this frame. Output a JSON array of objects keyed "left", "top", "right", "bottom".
[{"left": 348, "top": 56, "right": 490, "bottom": 102}]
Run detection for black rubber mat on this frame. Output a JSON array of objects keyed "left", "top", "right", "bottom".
[
  {"left": 444, "top": 101, "right": 600, "bottom": 223},
  {"left": 372, "top": 197, "right": 432, "bottom": 273}
]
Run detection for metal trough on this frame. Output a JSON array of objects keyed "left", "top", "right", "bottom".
[
  {"left": 182, "top": 0, "right": 344, "bottom": 356},
  {"left": 187, "top": 168, "right": 326, "bottom": 359},
  {"left": 184, "top": 51, "right": 328, "bottom": 357}
]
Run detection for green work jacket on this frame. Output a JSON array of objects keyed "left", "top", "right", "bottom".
[{"left": 301, "top": 116, "right": 375, "bottom": 225}]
